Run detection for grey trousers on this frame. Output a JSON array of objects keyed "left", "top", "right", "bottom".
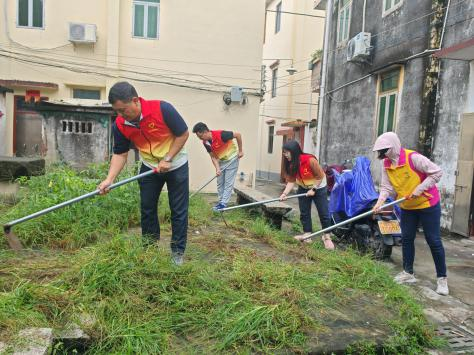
[{"left": 217, "top": 158, "right": 239, "bottom": 205}]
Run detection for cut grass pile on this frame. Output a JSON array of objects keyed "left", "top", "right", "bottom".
[{"left": 0, "top": 164, "right": 440, "bottom": 353}]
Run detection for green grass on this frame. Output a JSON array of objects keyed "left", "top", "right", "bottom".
[
  {"left": 0, "top": 164, "right": 141, "bottom": 249},
  {"left": 0, "top": 164, "right": 441, "bottom": 354}
]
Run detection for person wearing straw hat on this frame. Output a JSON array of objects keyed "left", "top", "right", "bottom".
[
  {"left": 372, "top": 132, "right": 448, "bottom": 295},
  {"left": 279, "top": 140, "right": 334, "bottom": 250},
  {"left": 192, "top": 122, "right": 243, "bottom": 211}
]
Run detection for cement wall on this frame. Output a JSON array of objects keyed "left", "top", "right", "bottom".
[
  {"left": 42, "top": 112, "right": 110, "bottom": 168},
  {"left": 321, "top": 0, "right": 432, "bottom": 167},
  {"left": 320, "top": 0, "right": 474, "bottom": 230},
  {"left": 431, "top": 0, "right": 474, "bottom": 229}
]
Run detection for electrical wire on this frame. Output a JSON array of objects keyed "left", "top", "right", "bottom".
[
  {"left": 274, "top": 75, "right": 312, "bottom": 90},
  {"left": 0, "top": 42, "right": 261, "bottom": 84},
  {"left": 265, "top": 9, "right": 325, "bottom": 19},
  {"left": 262, "top": 0, "right": 469, "bottom": 75},
  {"left": 325, "top": 0, "right": 469, "bottom": 56},
  {"left": 267, "top": 9, "right": 474, "bottom": 100},
  {"left": 0, "top": 51, "right": 262, "bottom": 96},
  {"left": 14, "top": 58, "right": 225, "bottom": 107},
  {"left": 259, "top": 114, "right": 313, "bottom": 121},
  {"left": 0, "top": 47, "right": 262, "bottom": 93}
]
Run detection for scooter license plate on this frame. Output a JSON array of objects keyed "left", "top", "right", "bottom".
[{"left": 378, "top": 220, "right": 401, "bottom": 235}]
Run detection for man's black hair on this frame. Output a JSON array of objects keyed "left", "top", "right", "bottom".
[
  {"left": 108, "top": 81, "right": 139, "bottom": 104},
  {"left": 192, "top": 122, "right": 209, "bottom": 134}
]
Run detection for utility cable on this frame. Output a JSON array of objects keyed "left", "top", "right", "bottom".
[
  {"left": 0, "top": 41, "right": 262, "bottom": 83},
  {"left": 0, "top": 52, "right": 262, "bottom": 96},
  {"left": 0, "top": 48, "right": 262, "bottom": 93}
]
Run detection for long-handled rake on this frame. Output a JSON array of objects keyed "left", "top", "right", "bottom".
[
  {"left": 218, "top": 193, "right": 308, "bottom": 212},
  {"left": 300, "top": 198, "right": 406, "bottom": 242},
  {"left": 190, "top": 157, "right": 238, "bottom": 198},
  {"left": 3, "top": 168, "right": 160, "bottom": 250}
]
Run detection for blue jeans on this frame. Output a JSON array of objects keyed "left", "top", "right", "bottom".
[
  {"left": 400, "top": 203, "right": 446, "bottom": 277},
  {"left": 138, "top": 163, "right": 189, "bottom": 254},
  {"left": 297, "top": 186, "right": 331, "bottom": 233}
]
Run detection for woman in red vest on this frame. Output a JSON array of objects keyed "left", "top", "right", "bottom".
[
  {"left": 373, "top": 132, "right": 448, "bottom": 295},
  {"left": 280, "top": 140, "right": 334, "bottom": 250}
]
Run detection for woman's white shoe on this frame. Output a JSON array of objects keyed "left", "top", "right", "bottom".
[
  {"left": 436, "top": 277, "right": 449, "bottom": 296},
  {"left": 394, "top": 271, "right": 417, "bottom": 284}
]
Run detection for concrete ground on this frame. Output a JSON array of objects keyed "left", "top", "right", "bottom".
[{"left": 254, "top": 179, "right": 474, "bottom": 354}]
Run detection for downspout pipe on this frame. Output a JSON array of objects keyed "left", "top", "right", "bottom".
[{"left": 315, "top": 0, "right": 332, "bottom": 159}]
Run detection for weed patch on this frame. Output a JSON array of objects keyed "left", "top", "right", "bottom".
[
  {"left": 0, "top": 165, "right": 439, "bottom": 353},
  {"left": 0, "top": 164, "right": 141, "bottom": 249}
]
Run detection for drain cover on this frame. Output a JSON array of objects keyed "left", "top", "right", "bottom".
[{"left": 436, "top": 325, "right": 474, "bottom": 353}]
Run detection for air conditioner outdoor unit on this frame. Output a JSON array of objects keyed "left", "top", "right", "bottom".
[
  {"left": 69, "top": 23, "right": 97, "bottom": 43},
  {"left": 347, "top": 32, "right": 371, "bottom": 62}
]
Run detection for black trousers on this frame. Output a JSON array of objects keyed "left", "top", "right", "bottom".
[
  {"left": 138, "top": 163, "right": 189, "bottom": 253},
  {"left": 297, "top": 185, "right": 331, "bottom": 233}
]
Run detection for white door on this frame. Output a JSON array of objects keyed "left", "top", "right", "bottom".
[{"left": 452, "top": 113, "right": 474, "bottom": 236}]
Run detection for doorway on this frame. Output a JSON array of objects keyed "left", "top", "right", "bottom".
[{"left": 452, "top": 113, "right": 474, "bottom": 237}]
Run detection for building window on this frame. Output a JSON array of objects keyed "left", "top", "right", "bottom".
[
  {"left": 275, "top": 1, "right": 282, "bottom": 34},
  {"left": 268, "top": 125, "right": 275, "bottom": 154},
  {"left": 61, "top": 120, "right": 93, "bottom": 134},
  {"left": 18, "top": 0, "right": 44, "bottom": 28},
  {"left": 383, "top": 0, "right": 403, "bottom": 16},
  {"left": 133, "top": 0, "right": 160, "bottom": 39},
  {"left": 72, "top": 89, "right": 101, "bottom": 100},
  {"left": 271, "top": 68, "right": 278, "bottom": 98},
  {"left": 376, "top": 69, "right": 400, "bottom": 136},
  {"left": 337, "top": 0, "right": 351, "bottom": 44}
]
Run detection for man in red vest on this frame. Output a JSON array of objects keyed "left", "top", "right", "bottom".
[
  {"left": 98, "top": 82, "right": 189, "bottom": 265},
  {"left": 192, "top": 122, "right": 243, "bottom": 210}
]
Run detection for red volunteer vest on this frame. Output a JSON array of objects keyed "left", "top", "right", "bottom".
[
  {"left": 296, "top": 154, "right": 319, "bottom": 188},
  {"left": 115, "top": 98, "right": 175, "bottom": 165},
  {"left": 210, "top": 130, "right": 237, "bottom": 161}
]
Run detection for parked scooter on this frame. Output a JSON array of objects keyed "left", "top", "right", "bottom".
[
  {"left": 323, "top": 159, "right": 353, "bottom": 194},
  {"left": 328, "top": 157, "right": 401, "bottom": 260}
]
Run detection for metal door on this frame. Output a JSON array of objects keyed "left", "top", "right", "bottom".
[
  {"left": 15, "top": 110, "right": 44, "bottom": 157},
  {"left": 452, "top": 113, "right": 474, "bottom": 236}
]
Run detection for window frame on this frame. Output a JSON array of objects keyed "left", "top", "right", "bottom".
[
  {"left": 275, "top": 1, "right": 282, "bottom": 34},
  {"left": 16, "top": 0, "right": 45, "bottom": 29},
  {"left": 271, "top": 68, "right": 278, "bottom": 98},
  {"left": 382, "top": 0, "right": 403, "bottom": 17},
  {"left": 268, "top": 125, "right": 275, "bottom": 154},
  {"left": 132, "top": 0, "right": 160, "bottom": 40},
  {"left": 336, "top": 0, "right": 352, "bottom": 45},
  {"left": 375, "top": 68, "right": 402, "bottom": 137},
  {"left": 376, "top": 92, "right": 398, "bottom": 136},
  {"left": 72, "top": 88, "right": 102, "bottom": 100}
]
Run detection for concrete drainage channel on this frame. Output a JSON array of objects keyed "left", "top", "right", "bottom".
[
  {"left": 436, "top": 324, "right": 474, "bottom": 354},
  {"left": 0, "top": 326, "right": 91, "bottom": 354}
]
